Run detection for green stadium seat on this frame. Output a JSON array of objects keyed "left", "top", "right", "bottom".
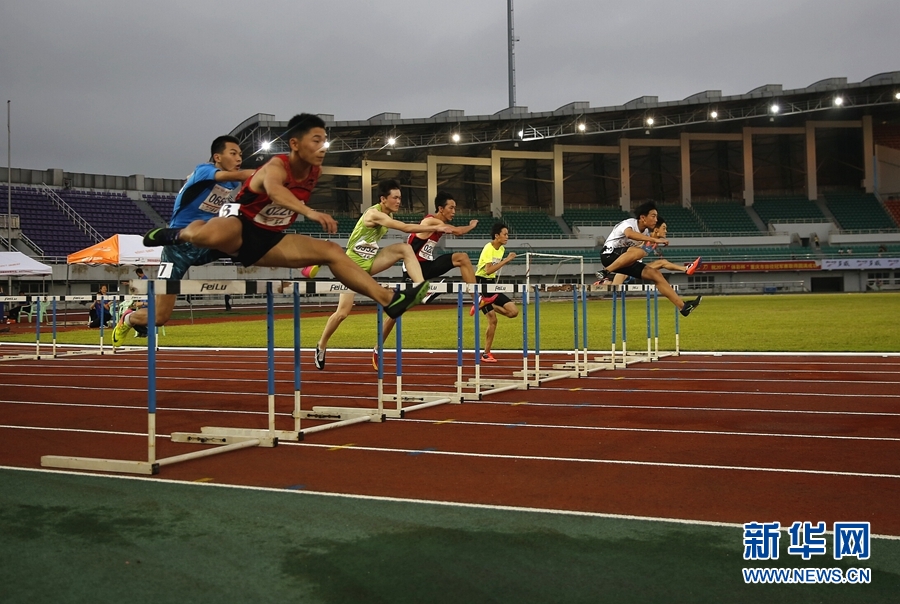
[
  {"left": 824, "top": 192, "right": 897, "bottom": 231},
  {"left": 752, "top": 196, "right": 828, "bottom": 225},
  {"left": 692, "top": 201, "right": 761, "bottom": 234}
]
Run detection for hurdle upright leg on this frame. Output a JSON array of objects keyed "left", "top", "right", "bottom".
[
  {"left": 521, "top": 282, "right": 529, "bottom": 389},
  {"left": 292, "top": 281, "right": 302, "bottom": 433},
  {"left": 646, "top": 288, "right": 652, "bottom": 361}
]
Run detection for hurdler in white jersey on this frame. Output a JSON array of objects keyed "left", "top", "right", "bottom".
[{"left": 599, "top": 201, "right": 702, "bottom": 317}]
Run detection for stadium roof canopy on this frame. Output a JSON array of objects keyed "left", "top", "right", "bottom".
[{"left": 230, "top": 71, "right": 900, "bottom": 164}]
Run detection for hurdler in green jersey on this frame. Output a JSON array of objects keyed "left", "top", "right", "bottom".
[{"left": 311, "top": 179, "right": 453, "bottom": 370}]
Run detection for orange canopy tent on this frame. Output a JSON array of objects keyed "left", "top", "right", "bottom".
[{"left": 67, "top": 234, "right": 161, "bottom": 266}]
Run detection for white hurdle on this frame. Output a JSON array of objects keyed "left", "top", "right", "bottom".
[
  {"left": 37, "top": 276, "right": 684, "bottom": 475},
  {"left": 1, "top": 293, "right": 145, "bottom": 362},
  {"left": 587, "top": 283, "right": 680, "bottom": 368},
  {"left": 378, "top": 284, "right": 466, "bottom": 415},
  {"left": 39, "top": 278, "right": 386, "bottom": 476},
  {"left": 41, "top": 281, "right": 274, "bottom": 475}
]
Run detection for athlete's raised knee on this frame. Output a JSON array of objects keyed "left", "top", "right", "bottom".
[{"left": 452, "top": 252, "right": 472, "bottom": 267}]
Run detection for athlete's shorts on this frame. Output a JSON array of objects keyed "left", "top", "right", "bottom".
[
  {"left": 233, "top": 215, "right": 286, "bottom": 267},
  {"left": 160, "top": 242, "right": 226, "bottom": 280},
  {"left": 346, "top": 250, "right": 376, "bottom": 273},
  {"left": 601, "top": 248, "right": 646, "bottom": 280},
  {"left": 476, "top": 276, "right": 511, "bottom": 315},
  {"left": 403, "top": 254, "right": 456, "bottom": 281}
]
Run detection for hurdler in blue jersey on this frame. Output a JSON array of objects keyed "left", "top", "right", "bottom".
[{"left": 116, "top": 136, "right": 254, "bottom": 347}]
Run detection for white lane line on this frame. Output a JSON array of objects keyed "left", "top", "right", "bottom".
[
  {"left": 473, "top": 400, "right": 900, "bottom": 416},
  {"left": 3, "top": 399, "right": 898, "bottom": 441},
  {"left": 2, "top": 425, "right": 898, "bottom": 480},
  {"left": 4, "top": 392, "right": 899, "bottom": 418},
  {"left": 7, "top": 464, "right": 899, "bottom": 539},
  {"left": 400, "top": 418, "right": 900, "bottom": 442}
]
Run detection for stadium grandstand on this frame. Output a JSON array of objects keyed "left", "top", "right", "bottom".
[{"left": 3, "top": 71, "right": 900, "bottom": 298}]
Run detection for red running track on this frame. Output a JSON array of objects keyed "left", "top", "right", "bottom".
[{"left": 1, "top": 348, "right": 899, "bottom": 534}]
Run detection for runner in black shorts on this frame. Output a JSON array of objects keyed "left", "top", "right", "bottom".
[
  {"left": 473, "top": 223, "right": 519, "bottom": 363},
  {"left": 374, "top": 191, "right": 497, "bottom": 368},
  {"left": 600, "top": 201, "right": 702, "bottom": 317},
  {"left": 144, "top": 114, "right": 431, "bottom": 325},
  {"left": 116, "top": 135, "right": 254, "bottom": 347}
]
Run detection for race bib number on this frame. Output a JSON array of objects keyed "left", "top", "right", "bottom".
[
  {"left": 218, "top": 203, "right": 241, "bottom": 218},
  {"left": 352, "top": 240, "right": 379, "bottom": 260},
  {"left": 157, "top": 262, "right": 174, "bottom": 279},
  {"left": 419, "top": 240, "right": 436, "bottom": 261},
  {"left": 199, "top": 184, "right": 237, "bottom": 214},
  {"left": 252, "top": 204, "right": 296, "bottom": 227}
]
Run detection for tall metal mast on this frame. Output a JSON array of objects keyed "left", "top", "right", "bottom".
[{"left": 507, "top": 0, "right": 517, "bottom": 108}]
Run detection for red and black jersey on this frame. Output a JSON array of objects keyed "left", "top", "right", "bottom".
[
  {"left": 236, "top": 155, "right": 321, "bottom": 231},
  {"left": 407, "top": 214, "right": 446, "bottom": 262}
]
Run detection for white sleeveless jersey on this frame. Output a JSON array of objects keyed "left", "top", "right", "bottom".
[{"left": 603, "top": 218, "right": 649, "bottom": 251}]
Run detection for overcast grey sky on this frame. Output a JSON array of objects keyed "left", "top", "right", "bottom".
[{"left": 1, "top": 0, "right": 897, "bottom": 179}]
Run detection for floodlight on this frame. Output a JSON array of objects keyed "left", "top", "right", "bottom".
[
  {"left": 518, "top": 130, "right": 524, "bottom": 138},
  {"left": 387, "top": 137, "right": 396, "bottom": 146},
  {"left": 451, "top": 133, "right": 461, "bottom": 143},
  {"left": 770, "top": 103, "right": 780, "bottom": 114},
  {"left": 261, "top": 141, "right": 271, "bottom": 151},
  {"left": 645, "top": 117, "right": 654, "bottom": 126},
  {"left": 834, "top": 96, "right": 844, "bottom": 106},
  {"left": 709, "top": 110, "right": 718, "bottom": 119},
  {"left": 577, "top": 123, "right": 586, "bottom": 132},
  {"left": 895, "top": 92, "right": 900, "bottom": 100},
  {"left": 322, "top": 141, "right": 330, "bottom": 149}
]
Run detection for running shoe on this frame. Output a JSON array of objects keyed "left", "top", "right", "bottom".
[
  {"left": 421, "top": 279, "right": 445, "bottom": 305},
  {"left": 384, "top": 281, "right": 431, "bottom": 319},
  {"left": 372, "top": 349, "right": 379, "bottom": 370},
  {"left": 112, "top": 310, "right": 133, "bottom": 348},
  {"left": 481, "top": 352, "right": 498, "bottom": 363},
  {"left": 314, "top": 344, "right": 326, "bottom": 370},
  {"left": 680, "top": 296, "right": 703, "bottom": 317},
  {"left": 685, "top": 257, "right": 702, "bottom": 276},
  {"left": 300, "top": 265, "right": 320, "bottom": 279},
  {"left": 469, "top": 293, "right": 499, "bottom": 316},
  {"left": 142, "top": 227, "right": 181, "bottom": 247}
]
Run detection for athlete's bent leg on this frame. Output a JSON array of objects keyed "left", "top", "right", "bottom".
[
  {"left": 483, "top": 311, "right": 499, "bottom": 354},
  {"left": 318, "top": 292, "right": 356, "bottom": 351},
  {"left": 492, "top": 301, "right": 518, "bottom": 319},
  {"left": 178, "top": 217, "right": 244, "bottom": 256},
  {"left": 640, "top": 265, "right": 684, "bottom": 310},
  {"left": 256, "top": 236, "right": 394, "bottom": 307},
  {"left": 126, "top": 294, "right": 177, "bottom": 327},
  {"left": 368, "top": 243, "right": 425, "bottom": 283},
  {"left": 604, "top": 248, "right": 647, "bottom": 274},
  {"left": 452, "top": 252, "right": 476, "bottom": 283}
]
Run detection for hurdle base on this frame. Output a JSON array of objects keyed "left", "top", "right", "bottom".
[
  {"left": 382, "top": 392, "right": 457, "bottom": 416},
  {"left": 591, "top": 355, "right": 641, "bottom": 369},
  {"left": 552, "top": 362, "right": 610, "bottom": 376},
  {"left": 41, "top": 455, "right": 159, "bottom": 475},
  {"left": 382, "top": 391, "right": 456, "bottom": 404},
  {"left": 173, "top": 427, "right": 282, "bottom": 445},
  {"left": 455, "top": 378, "right": 525, "bottom": 400},
  {"left": 513, "top": 369, "right": 574, "bottom": 384},
  {"left": 1, "top": 353, "right": 42, "bottom": 362},
  {"left": 171, "top": 431, "right": 278, "bottom": 447},
  {"left": 304, "top": 407, "right": 385, "bottom": 422}
]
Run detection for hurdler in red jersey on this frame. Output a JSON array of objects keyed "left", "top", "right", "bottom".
[
  {"left": 141, "top": 113, "right": 433, "bottom": 326},
  {"left": 237, "top": 155, "right": 321, "bottom": 231}
]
